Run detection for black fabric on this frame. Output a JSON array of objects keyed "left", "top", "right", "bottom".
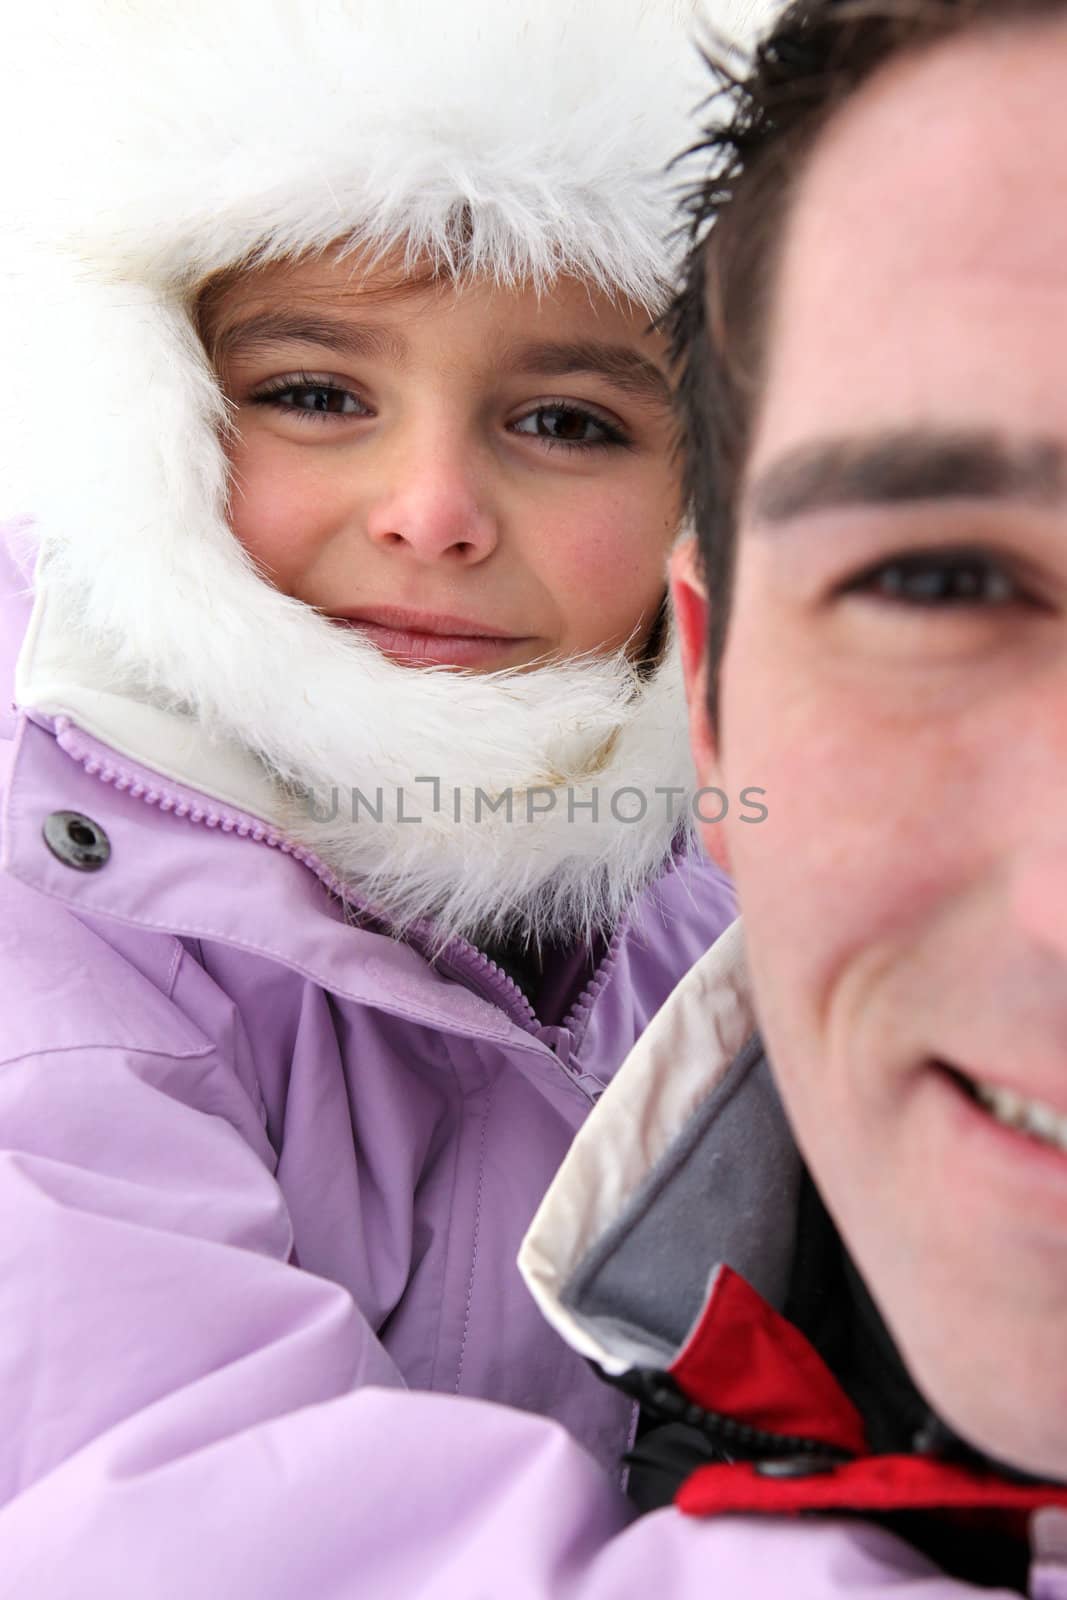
[
  {"left": 476, "top": 931, "right": 601, "bottom": 1026},
  {"left": 625, "top": 1419, "right": 730, "bottom": 1513},
  {"left": 778, "top": 1170, "right": 935, "bottom": 1457},
  {"left": 786, "top": 1174, "right": 1031, "bottom": 1592},
  {"left": 625, "top": 1167, "right": 1032, "bottom": 1591},
  {"left": 477, "top": 935, "right": 544, "bottom": 1007}
]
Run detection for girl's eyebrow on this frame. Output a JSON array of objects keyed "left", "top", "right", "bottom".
[
  {"left": 213, "top": 311, "right": 409, "bottom": 366},
  {"left": 498, "top": 340, "right": 672, "bottom": 408},
  {"left": 213, "top": 315, "right": 672, "bottom": 410}
]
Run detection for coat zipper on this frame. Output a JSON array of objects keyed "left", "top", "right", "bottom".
[
  {"left": 614, "top": 1367, "right": 856, "bottom": 1468},
  {"left": 426, "top": 920, "right": 628, "bottom": 1072},
  {"left": 53, "top": 719, "right": 617, "bottom": 1080},
  {"left": 427, "top": 939, "right": 540, "bottom": 1032}
]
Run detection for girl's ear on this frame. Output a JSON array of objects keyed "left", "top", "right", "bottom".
[{"left": 669, "top": 537, "right": 731, "bottom": 874}]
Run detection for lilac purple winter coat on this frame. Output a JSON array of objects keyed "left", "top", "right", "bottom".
[{"left": 0, "top": 521, "right": 749, "bottom": 1595}]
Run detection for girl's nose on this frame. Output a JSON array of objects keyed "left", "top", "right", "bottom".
[{"left": 365, "top": 436, "right": 499, "bottom": 565}]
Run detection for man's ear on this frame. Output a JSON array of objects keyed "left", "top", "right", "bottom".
[{"left": 669, "top": 537, "right": 731, "bottom": 874}]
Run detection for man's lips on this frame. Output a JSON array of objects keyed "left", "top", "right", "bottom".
[
  {"left": 327, "top": 604, "right": 533, "bottom": 667},
  {"left": 939, "top": 1060, "right": 1067, "bottom": 1155}
]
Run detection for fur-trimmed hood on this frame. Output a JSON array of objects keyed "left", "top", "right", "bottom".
[{"left": 0, "top": 0, "right": 769, "bottom": 943}]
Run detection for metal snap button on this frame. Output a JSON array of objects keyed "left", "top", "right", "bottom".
[
  {"left": 42, "top": 811, "right": 111, "bottom": 872},
  {"left": 754, "top": 1455, "right": 841, "bottom": 1479}
]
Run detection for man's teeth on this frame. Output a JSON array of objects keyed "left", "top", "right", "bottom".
[{"left": 974, "top": 1082, "right": 1067, "bottom": 1152}]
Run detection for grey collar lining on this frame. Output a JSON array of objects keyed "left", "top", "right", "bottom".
[{"left": 558, "top": 1033, "right": 804, "bottom": 1371}]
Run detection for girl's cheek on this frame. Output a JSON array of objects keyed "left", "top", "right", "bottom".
[
  {"left": 550, "top": 510, "right": 670, "bottom": 648},
  {"left": 558, "top": 494, "right": 667, "bottom": 577},
  {"left": 224, "top": 439, "right": 329, "bottom": 585}
]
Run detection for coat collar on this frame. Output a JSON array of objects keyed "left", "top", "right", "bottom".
[
  {"left": 1, "top": 691, "right": 727, "bottom": 1081},
  {"left": 518, "top": 919, "right": 1067, "bottom": 1557},
  {"left": 519, "top": 917, "right": 787, "bottom": 1373}
]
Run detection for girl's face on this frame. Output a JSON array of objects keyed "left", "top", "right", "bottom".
[{"left": 202, "top": 252, "right": 680, "bottom": 670}]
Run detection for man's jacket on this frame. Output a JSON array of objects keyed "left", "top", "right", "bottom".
[{"left": 521, "top": 920, "right": 1067, "bottom": 1598}]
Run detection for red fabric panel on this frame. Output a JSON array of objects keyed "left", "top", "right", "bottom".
[
  {"left": 678, "top": 1455, "right": 1067, "bottom": 1519},
  {"left": 668, "top": 1265, "right": 868, "bottom": 1456}
]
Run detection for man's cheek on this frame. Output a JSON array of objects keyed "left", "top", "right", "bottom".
[{"left": 721, "top": 715, "right": 871, "bottom": 1022}]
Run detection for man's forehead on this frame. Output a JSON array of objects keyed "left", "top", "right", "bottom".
[
  {"left": 785, "top": 18, "right": 1067, "bottom": 281},
  {"left": 747, "top": 14, "right": 1067, "bottom": 485}
]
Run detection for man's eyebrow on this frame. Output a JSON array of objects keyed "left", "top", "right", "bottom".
[
  {"left": 746, "top": 431, "right": 1067, "bottom": 523},
  {"left": 212, "top": 311, "right": 409, "bottom": 366},
  {"left": 499, "top": 339, "right": 672, "bottom": 407}
]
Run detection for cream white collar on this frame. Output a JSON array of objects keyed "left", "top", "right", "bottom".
[{"left": 519, "top": 918, "right": 753, "bottom": 1369}]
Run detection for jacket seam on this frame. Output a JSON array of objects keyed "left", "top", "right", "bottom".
[
  {"left": 0, "top": 1038, "right": 274, "bottom": 1168},
  {"left": 3, "top": 863, "right": 506, "bottom": 1043},
  {"left": 164, "top": 939, "right": 183, "bottom": 999},
  {"left": 454, "top": 1073, "right": 493, "bottom": 1395},
  {"left": 0, "top": 1038, "right": 216, "bottom": 1071},
  {"left": 424, "top": 1038, "right": 468, "bottom": 1394}
]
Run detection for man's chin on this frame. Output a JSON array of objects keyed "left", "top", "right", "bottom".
[
  {"left": 897, "top": 1311, "right": 1067, "bottom": 1485},
  {"left": 940, "top": 1389, "right": 1067, "bottom": 1486}
]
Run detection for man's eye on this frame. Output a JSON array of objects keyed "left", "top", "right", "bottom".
[
  {"left": 511, "top": 404, "right": 628, "bottom": 449},
  {"left": 250, "top": 380, "right": 369, "bottom": 419},
  {"left": 844, "top": 551, "right": 1019, "bottom": 607}
]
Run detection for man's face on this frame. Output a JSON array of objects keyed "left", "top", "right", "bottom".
[{"left": 674, "top": 19, "right": 1067, "bottom": 1477}]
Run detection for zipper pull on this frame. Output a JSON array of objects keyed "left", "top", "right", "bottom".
[{"left": 539, "top": 1024, "right": 573, "bottom": 1065}]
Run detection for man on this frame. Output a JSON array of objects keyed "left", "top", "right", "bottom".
[{"left": 520, "top": 0, "right": 1067, "bottom": 1591}]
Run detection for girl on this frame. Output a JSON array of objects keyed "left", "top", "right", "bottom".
[{"left": 0, "top": 1, "right": 741, "bottom": 1591}]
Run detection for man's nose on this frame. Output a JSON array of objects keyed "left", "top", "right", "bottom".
[{"left": 364, "top": 429, "right": 499, "bottom": 566}]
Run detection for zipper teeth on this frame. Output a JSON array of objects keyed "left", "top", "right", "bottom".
[
  {"left": 55, "top": 723, "right": 354, "bottom": 905},
  {"left": 559, "top": 846, "right": 695, "bottom": 1040},
  {"left": 434, "top": 882, "right": 642, "bottom": 1043},
  {"left": 560, "top": 920, "right": 625, "bottom": 1040},
  {"left": 58, "top": 721, "right": 622, "bottom": 1046},
  {"left": 620, "top": 1370, "right": 855, "bottom": 1463},
  {"left": 57, "top": 732, "right": 558, "bottom": 1035},
  {"left": 451, "top": 943, "right": 539, "bottom": 1031},
  {"left": 67, "top": 741, "right": 551, "bottom": 1036},
  {"left": 435, "top": 923, "right": 624, "bottom": 1043}
]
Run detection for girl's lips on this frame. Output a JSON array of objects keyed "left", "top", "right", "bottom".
[{"left": 328, "top": 608, "right": 532, "bottom": 668}]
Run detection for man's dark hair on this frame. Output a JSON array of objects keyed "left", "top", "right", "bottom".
[{"left": 668, "top": 0, "right": 1064, "bottom": 717}]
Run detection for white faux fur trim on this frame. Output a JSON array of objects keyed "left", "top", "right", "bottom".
[
  {"left": 2, "top": 0, "right": 769, "bottom": 300},
  {"left": 18, "top": 560, "right": 700, "bottom": 943},
  {"left": 518, "top": 918, "right": 751, "bottom": 1371},
  {"left": 0, "top": 0, "right": 771, "bottom": 941}
]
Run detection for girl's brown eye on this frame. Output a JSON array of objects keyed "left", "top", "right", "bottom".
[
  {"left": 250, "top": 380, "right": 371, "bottom": 420},
  {"left": 511, "top": 404, "right": 629, "bottom": 450}
]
